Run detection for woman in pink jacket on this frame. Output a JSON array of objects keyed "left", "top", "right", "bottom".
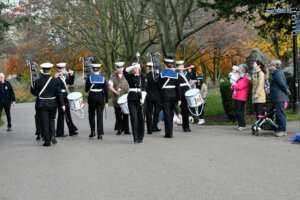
[{"left": 230, "top": 64, "right": 250, "bottom": 131}]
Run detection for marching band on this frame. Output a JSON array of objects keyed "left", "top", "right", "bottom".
[{"left": 30, "top": 56, "right": 204, "bottom": 147}]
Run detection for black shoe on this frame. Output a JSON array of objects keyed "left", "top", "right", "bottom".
[
  {"left": 137, "top": 140, "right": 143, "bottom": 143},
  {"left": 51, "top": 138, "right": 57, "bottom": 144},
  {"left": 116, "top": 131, "right": 122, "bottom": 135},
  {"left": 43, "top": 143, "right": 51, "bottom": 147},
  {"left": 69, "top": 132, "right": 78, "bottom": 136},
  {"left": 153, "top": 128, "right": 161, "bottom": 132},
  {"left": 36, "top": 135, "right": 41, "bottom": 140},
  {"left": 184, "top": 128, "right": 191, "bottom": 132},
  {"left": 134, "top": 139, "right": 137, "bottom": 143},
  {"left": 97, "top": 135, "right": 102, "bottom": 140},
  {"left": 147, "top": 132, "right": 153, "bottom": 135},
  {"left": 89, "top": 132, "right": 96, "bottom": 138},
  {"left": 7, "top": 127, "right": 12, "bottom": 131},
  {"left": 124, "top": 131, "right": 131, "bottom": 135},
  {"left": 164, "top": 135, "right": 173, "bottom": 138}
]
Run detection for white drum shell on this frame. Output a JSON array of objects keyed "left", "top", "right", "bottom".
[
  {"left": 67, "top": 92, "right": 84, "bottom": 111},
  {"left": 185, "top": 89, "right": 203, "bottom": 108},
  {"left": 117, "top": 94, "right": 129, "bottom": 114}
]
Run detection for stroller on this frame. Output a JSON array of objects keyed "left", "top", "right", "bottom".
[{"left": 251, "top": 102, "right": 288, "bottom": 136}]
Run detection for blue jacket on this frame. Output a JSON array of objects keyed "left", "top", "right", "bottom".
[
  {"left": 0, "top": 80, "right": 15, "bottom": 105},
  {"left": 270, "top": 69, "right": 289, "bottom": 103}
]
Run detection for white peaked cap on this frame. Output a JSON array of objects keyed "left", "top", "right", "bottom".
[
  {"left": 164, "top": 58, "right": 174, "bottom": 63},
  {"left": 132, "top": 62, "right": 140, "bottom": 69},
  {"left": 40, "top": 63, "right": 53, "bottom": 68},
  {"left": 90, "top": 64, "right": 102, "bottom": 68},
  {"left": 115, "top": 62, "right": 125, "bottom": 67},
  {"left": 175, "top": 60, "right": 184, "bottom": 65},
  {"left": 56, "top": 62, "right": 67, "bottom": 68},
  {"left": 146, "top": 62, "right": 154, "bottom": 66}
]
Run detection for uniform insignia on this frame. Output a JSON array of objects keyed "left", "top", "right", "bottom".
[
  {"left": 5, "top": 86, "right": 8, "bottom": 90},
  {"left": 145, "top": 78, "right": 147, "bottom": 82}
]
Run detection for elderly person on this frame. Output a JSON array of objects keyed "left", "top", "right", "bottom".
[
  {"left": 0, "top": 73, "right": 15, "bottom": 131},
  {"left": 269, "top": 60, "right": 290, "bottom": 137},
  {"left": 252, "top": 60, "right": 266, "bottom": 119},
  {"left": 230, "top": 64, "right": 250, "bottom": 131}
]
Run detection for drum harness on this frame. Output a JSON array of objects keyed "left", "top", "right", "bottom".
[
  {"left": 59, "top": 74, "right": 70, "bottom": 94},
  {"left": 39, "top": 77, "right": 56, "bottom": 100}
]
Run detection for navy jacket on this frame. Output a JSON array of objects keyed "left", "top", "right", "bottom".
[
  {"left": 270, "top": 69, "right": 289, "bottom": 103},
  {"left": 0, "top": 80, "right": 15, "bottom": 105}
]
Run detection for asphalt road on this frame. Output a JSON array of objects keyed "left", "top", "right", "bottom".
[{"left": 0, "top": 103, "right": 299, "bottom": 200}]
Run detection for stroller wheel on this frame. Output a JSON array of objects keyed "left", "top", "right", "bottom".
[
  {"left": 255, "top": 130, "right": 259, "bottom": 136},
  {"left": 252, "top": 129, "right": 255, "bottom": 135}
]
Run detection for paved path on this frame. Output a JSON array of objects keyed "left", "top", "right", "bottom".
[{"left": 0, "top": 103, "right": 299, "bottom": 200}]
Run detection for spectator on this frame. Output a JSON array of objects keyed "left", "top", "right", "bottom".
[
  {"left": 195, "top": 74, "right": 208, "bottom": 125},
  {"left": 0, "top": 73, "right": 16, "bottom": 131},
  {"left": 252, "top": 60, "right": 266, "bottom": 119},
  {"left": 230, "top": 64, "right": 250, "bottom": 131},
  {"left": 269, "top": 60, "right": 290, "bottom": 137}
]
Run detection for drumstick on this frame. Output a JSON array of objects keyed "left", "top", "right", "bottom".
[{"left": 64, "top": 111, "right": 70, "bottom": 123}]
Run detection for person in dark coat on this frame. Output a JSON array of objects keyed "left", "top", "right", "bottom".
[
  {"left": 159, "top": 58, "right": 181, "bottom": 138},
  {"left": 0, "top": 73, "right": 15, "bottom": 131},
  {"left": 145, "top": 62, "right": 161, "bottom": 134},
  {"left": 55, "top": 63, "right": 78, "bottom": 137},
  {"left": 269, "top": 59, "right": 290, "bottom": 137},
  {"left": 31, "top": 63, "right": 65, "bottom": 146},
  {"left": 123, "top": 62, "right": 146, "bottom": 143},
  {"left": 85, "top": 64, "right": 108, "bottom": 140}
]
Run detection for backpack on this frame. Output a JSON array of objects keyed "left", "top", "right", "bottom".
[{"left": 257, "top": 71, "right": 270, "bottom": 94}]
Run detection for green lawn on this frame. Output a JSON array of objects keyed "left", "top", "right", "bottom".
[{"left": 203, "top": 88, "right": 300, "bottom": 125}]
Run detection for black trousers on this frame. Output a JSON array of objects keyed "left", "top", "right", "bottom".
[
  {"left": 128, "top": 101, "right": 144, "bottom": 142},
  {"left": 162, "top": 98, "right": 176, "bottom": 137},
  {"left": 114, "top": 106, "right": 129, "bottom": 133},
  {"left": 0, "top": 104, "right": 11, "bottom": 128},
  {"left": 35, "top": 105, "right": 42, "bottom": 136},
  {"left": 40, "top": 107, "right": 57, "bottom": 145},
  {"left": 56, "top": 98, "right": 78, "bottom": 136},
  {"left": 145, "top": 99, "right": 161, "bottom": 133},
  {"left": 254, "top": 103, "right": 264, "bottom": 119},
  {"left": 88, "top": 102, "right": 104, "bottom": 135},
  {"left": 235, "top": 100, "right": 246, "bottom": 127},
  {"left": 180, "top": 97, "right": 189, "bottom": 130}
]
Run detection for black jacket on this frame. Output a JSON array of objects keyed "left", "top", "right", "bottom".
[
  {"left": 31, "top": 75, "right": 64, "bottom": 108},
  {"left": 57, "top": 74, "right": 75, "bottom": 98},
  {"left": 145, "top": 72, "right": 160, "bottom": 101},
  {"left": 123, "top": 70, "right": 146, "bottom": 102},
  {"left": 85, "top": 75, "right": 108, "bottom": 104},
  {"left": 0, "top": 80, "right": 15, "bottom": 105}
]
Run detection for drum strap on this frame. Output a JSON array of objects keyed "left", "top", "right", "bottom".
[
  {"left": 179, "top": 74, "right": 191, "bottom": 89},
  {"left": 39, "top": 77, "right": 53, "bottom": 98},
  {"left": 59, "top": 74, "right": 69, "bottom": 94},
  {"left": 162, "top": 78, "right": 175, "bottom": 89}
]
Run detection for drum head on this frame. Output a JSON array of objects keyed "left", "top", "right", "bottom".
[
  {"left": 67, "top": 92, "right": 83, "bottom": 101},
  {"left": 185, "top": 88, "right": 200, "bottom": 97},
  {"left": 117, "top": 94, "right": 128, "bottom": 104}
]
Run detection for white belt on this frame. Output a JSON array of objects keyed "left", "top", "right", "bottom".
[
  {"left": 90, "top": 89, "right": 103, "bottom": 92},
  {"left": 39, "top": 96, "right": 56, "bottom": 100},
  {"left": 162, "top": 85, "right": 176, "bottom": 89},
  {"left": 129, "top": 88, "right": 141, "bottom": 92},
  {"left": 61, "top": 89, "right": 67, "bottom": 92},
  {"left": 180, "top": 83, "right": 189, "bottom": 87}
]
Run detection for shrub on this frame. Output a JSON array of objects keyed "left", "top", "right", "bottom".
[
  {"left": 219, "top": 80, "right": 236, "bottom": 122},
  {"left": 10, "top": 80, "right": 35, "bottom": 103}
]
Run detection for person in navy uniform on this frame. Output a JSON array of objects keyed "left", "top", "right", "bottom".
[
  {"left": 31, "top": 63, "right": 65, "bottom": 147},
  {"left": 159, "top": 58, "right": 181, "bottom": 138},
  {"left": 145, "top": 62, "right": 161, "bottom": 134},
  {"left": 123, "top": 62, "right": 146, "bottom": 143},
  {"left": 85, "top": 64, "right": 108, "bottom": 140},
  {"left": 0, "top": 73, "right": 15, "bottom": 131},
  {"left": 55, "top": 63, "right": 78, "bottom": 137},
  {"left": 175, "top": 61, "right": 196, "bottom": 132}
]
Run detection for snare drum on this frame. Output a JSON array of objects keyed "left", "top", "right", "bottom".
[
  {"left": 67, "top": 92, "right": 84, "bottom": 111},
  {"left": 185, "top": 88, "right": 203, "bottom": 108},
  {"left": 117, "top": 94, "right": 129, "bottom": 114}
]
